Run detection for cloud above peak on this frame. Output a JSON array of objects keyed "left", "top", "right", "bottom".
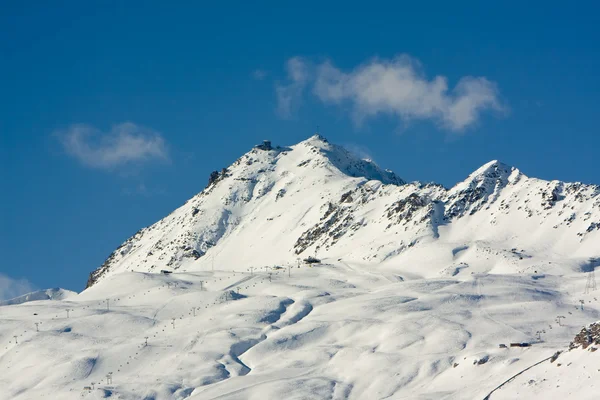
[
  {"left": 57, "top": 122, "right": 169, "bottom": 170},
  {"left": 275, "top": 57, "right": 311, "bottom": 118},
  {"left": 276, "top": 55, "right": 505, "bottom": 131}
]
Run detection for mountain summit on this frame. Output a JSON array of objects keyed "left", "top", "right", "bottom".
[
  {"left": 87, "top": 135, "right": 600, "bottom": 287},
  {"left": 5, "top": 135, "right": 600, "bottom": 400}
]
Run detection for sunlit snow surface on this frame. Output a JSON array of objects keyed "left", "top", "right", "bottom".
[
  {"left": 2, "top": 262, "right": 600, "bottom": 399},
  {"left": 3, "top": 135, "right": 600, "bottom": 399}
]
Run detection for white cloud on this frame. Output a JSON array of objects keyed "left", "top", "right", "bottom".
[
  {"left": 0, "top": 273, "right": 36, "bottom": 301},
  {"left": 277, "top": 55, "right": 505, "bottom": 131},
  {"left": 57, "top": 122, "right": 169, "bottom": 169},
  {"left": 122, "top": 182, "right": 166, "bottom": 197},
  {"left": 343, "top": 143, "right": 376, "bottom": 163},
  {"left": 275, "top": 57, "right": 310, "bottom": 118},
  {"left": 252, "top": 69, "right": 268, "bottom": 80}
]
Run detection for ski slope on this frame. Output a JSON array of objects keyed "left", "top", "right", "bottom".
[
  {"left": 2, "top": 260, "right": 600, "bottom": 399},
  {"left": 2, "top": 135, "right": 600, "bottom": 399}
]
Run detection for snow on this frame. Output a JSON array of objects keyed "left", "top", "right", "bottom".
[
  {"left": 0, "top": 288, "right": 77, "bottom": 306},
  {"left": 2, "top": 135, "right": 600, "bottom": 399},
  {"left": 4, "top": 265, "right": 600, "bottom": 399}
]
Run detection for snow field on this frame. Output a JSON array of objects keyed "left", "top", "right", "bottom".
[{"left": 2, "top": 259, "right": 600, "bottom": 399}]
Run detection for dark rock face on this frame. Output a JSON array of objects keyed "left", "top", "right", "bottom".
[
  {"left": 386, "top": 193, "right": 428, "bottom": 225},
  {"left": 207, "top": 168, "right": 229, "bottom": 188},
  {"left": 183, "top": 249, "right": 203, "bottom": 259},
  {"left": 85, "top": 271, "right": 97, "bottom": 289},
  {"left": 570, "top": 322, "right": 600, "bottom": 350},
  {"left": 340, "top": 191, "right": 353, "bottom": 203},
  {"left": 586, "top": 222, "right": 600, "bottom": 233},
  {"left": 208, "top": 171, "right": 220, "bottom": 186},
  {"left": 303, "top": 256, "right": 321, "bottom": 264},
  {"left": 294, "top": 204, "right": 350, "bottom": 255},
  {"left": 445, "top": 162, "right": 515, "bottom": 219},
  {"left": 255, "top": 140, "right": 272, "bottom": 151},
  {"left": 276, "top": 188, "right": 286, "bottom": 201},
  {"left": 86, "top": 231, "right": 142, "bottom": 288},
  {"left": 445, "top": 186, "right": 488, "bottom": 219},
  {"left": 539, "top": 182, "right": 566, "bottom": 210}
]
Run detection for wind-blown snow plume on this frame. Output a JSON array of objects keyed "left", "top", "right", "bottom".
[
  {"left": 0, "top": 273, "right": 36, "bottom": 301},
  {"left": 275, "top": 57, "right": 310, "bottom": 118}
]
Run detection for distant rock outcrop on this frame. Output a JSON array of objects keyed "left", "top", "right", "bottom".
[{"left": 570, "top": 322, "right": 600, "bottom": 350}]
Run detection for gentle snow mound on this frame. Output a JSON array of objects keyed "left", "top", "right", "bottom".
[{"left": 0, "top": 288, "right": 77, "bottom": 306}]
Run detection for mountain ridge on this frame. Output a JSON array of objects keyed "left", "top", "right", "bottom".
[
  {"left": 5, "top": 134, "right": 600, "bottom": 400},
  {"left": 86, "top": 135, "right": 600, "bottom": 288}
]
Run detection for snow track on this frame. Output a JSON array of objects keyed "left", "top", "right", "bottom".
[
  {"left": 482, "top": 354, "right": 555, "bottom": 400},
  {"left": 4, "top": 136, "right": 600, "bottom": 399},
  {"left": 2, "top": 261, "right": 600, "bottom": 399}
]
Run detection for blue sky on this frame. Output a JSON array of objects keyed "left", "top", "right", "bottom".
[{"left": 1, "top": 1, "right": 599, "bottom": 295}]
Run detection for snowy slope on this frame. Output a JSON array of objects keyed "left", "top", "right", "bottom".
[
  {"left": 3, "top": 261, "right": 600, "bottom": 399},
  {"left": 488, "top": 321, "right": 600, "bottom": 399},
  {"left": 2, "top": 135, "right": 600, "bottom": 400},
  {"left": 0, "top": 288, "right": 77, "bottom": 306},
  {"left": 87, "top": 135, "right": 600, "bottom": 287}
]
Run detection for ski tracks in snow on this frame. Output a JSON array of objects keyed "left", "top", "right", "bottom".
[
  {"left": 474, "top": 276, "right": 528, "bottom": 337},
  {"left": 222, "top": 274, "right": 254, "bottom": 291},
  {"left": 219, "top": 296, "right": 315, "bottom": 383}
]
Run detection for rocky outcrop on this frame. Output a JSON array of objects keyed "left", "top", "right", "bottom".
[{"left": 570, "top": 322, "right": 600, "bottom": 350}]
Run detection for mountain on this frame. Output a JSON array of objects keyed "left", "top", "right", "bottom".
[
  {"left": 481, "top": 321, "right": 600, "bottom": 399},
  {"left": 0, "top": 288, "right": 77, "bottom": 306},
  {"left": 3, "top": 135, "right": 600, "bottom": 400},
  {"left": 87, "top": 135, "right": 600, "bottom": 287}
]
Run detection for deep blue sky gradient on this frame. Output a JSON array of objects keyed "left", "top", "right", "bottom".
[{"left": 1, "top": 1, "right": 599, "bottom": 294}]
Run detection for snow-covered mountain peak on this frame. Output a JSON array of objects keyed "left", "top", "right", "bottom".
[
  {"left": 219, "top": 134, "right": 402, "bottom": 187},
  {"left": 86, "top": 135, "right": 600, "bottom": 288},
  {"left": 293, "top": 134, "right": 405, "bottom": 185},
  {"left": 443, "top": 160, "right": 523, "bottom": 219},
  {"left": 473, "top": 159, "right": 512, "bottom": 174},
  {"left": 452, "top": 160, "right": 520, "bottom": 193},
  {"left": 7, "top": 135, "right": 600, "bottom": 400},
  {"left": 299, "top": 133, "right": 329, "bottom": 146},
  {"left": 473, "top": 159, "right": 518, "bottom": 180}
]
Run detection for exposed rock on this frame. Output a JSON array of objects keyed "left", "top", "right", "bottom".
[{"left": 570, "top": 322, "right": 600, "bottom": 350}]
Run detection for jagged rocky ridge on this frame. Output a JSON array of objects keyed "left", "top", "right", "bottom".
[
  {"left": 570, "top": 322, "right": 600, "bottom": 350},
  {"left": 87, "top": 135, "right": 600, "bottom": 287}
]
